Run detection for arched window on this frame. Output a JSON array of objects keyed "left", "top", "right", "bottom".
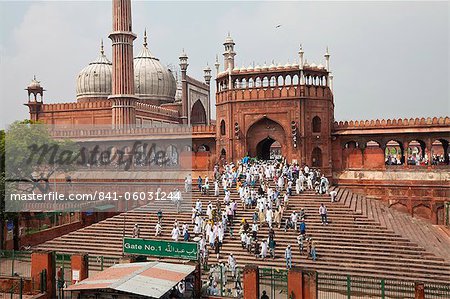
[
  {"left": 269, "top": 76, "right": 276, "bottom": 87},
  {"left": 312, "top": 147, "right": 322, "bottom": 167},
  {"left": 285, "top": 75, "right": 292, "bottom": 85},
  {"left": 277, "top": 76, "right": 284, "bottom": 86},
  {"left": 312, "top": 116, "right": 321, "bottom": 133},
  {"left": 166, "top": 145, "right": 178, "bottom": 166},
  {"left": 198, "top": 144, "right": 210, "bottom": 152},
  {"left": 241, "top": 78, "right": 247, "bottom": 89},
  {"left": 255, "top": 77, "right": 262, "bottom": 88},
  {"left": 385, "top": 140, "right": 404, "bottom": 165},
  {"left": 407, "top": 140, "right": 426, "bottom": 166},
  {"left": 431, "top": 139, "right": 449, "bottom": 165},
  {"left": 220, "top": 120, "right": 226, "bottom": 135},
  {"left": 220, "top": 148, "right": 227, "bottom": 160},
  {"left": 248, "top": 78, "right": 254, "bottom": 88}
]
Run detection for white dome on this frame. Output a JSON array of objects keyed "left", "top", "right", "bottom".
[
  {"left": 28, "top": 76, "right": 42, "bottom": 89},
  {"left": 269, "top": 63, "right": 276, "bottom": 70},
  {"left": 255, "top": 65, "right": 261, "bottom": 71},
  {"left": 240, "top": 66, "right": 246, "bottom": 72},
  {"left": 262, "top": 63, "right": 268, "bottom": 70},
  {"left": 247, "top": 64, "right": 254, "bottom": 71},
  {"left": 224, "top": 33, "right": 235, "bottom": 45},
  {"left": 277, "top": 63, "right": 283, "bottom": 69},
  {"left": 284, "top": 62, "right": 291, "bottom": 69},
  {"left": 76, "top": 46, "right": 112, "bottom": 101},
  {"left": 134, "top": 42, "right": 177, "bottom": 104}
]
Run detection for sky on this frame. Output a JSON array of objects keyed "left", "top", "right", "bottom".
[{"left": 0, "top": 1, "right": 448, "bottom": 129}]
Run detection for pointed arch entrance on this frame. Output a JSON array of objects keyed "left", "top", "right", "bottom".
[
  {"left": 191, "top": 100, "right": 207, "bottom": 125},
  {"left": 246, "top": 117, "right": 286, "bottom": 160}
]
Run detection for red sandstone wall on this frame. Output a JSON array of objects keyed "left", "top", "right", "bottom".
[
  {"left": 336, "top": 173, "right": 449, "bottom": 224},
  {"left": 36, "top": 101, "right": 113, "bottom": 126},
  {"left": 5, "top": 222, "right": 84, "bottom": 250}
]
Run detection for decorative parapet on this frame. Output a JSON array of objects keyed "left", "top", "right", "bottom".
[
  {"left": 333, "top": 117, "right": 450, "bottom": 130},
  {"left": 41, "top": 100, "right": 112, "bottom": 111},
  {"left": 50, "top": 124, "right": 216, "bottom": 138}
]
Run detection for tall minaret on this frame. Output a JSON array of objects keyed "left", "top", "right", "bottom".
[
  {"left": 179, "top": 49, "right": 189, "bottom": 124},
  {"left": 108, "top": 0, "right": 138, "bottom": 128},
  {"left": 223, "top": 33, "right": 236, "bottom": 71},
  {"left": 324, "top": 46, "right": 330, "bottom": 71}
]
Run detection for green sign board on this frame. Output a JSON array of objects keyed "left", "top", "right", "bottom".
[{"left": 123, "top": 238, "right": 198, "bottom": 260}]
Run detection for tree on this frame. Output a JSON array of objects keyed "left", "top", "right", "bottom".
[{"left": 1, "top": 120, "right": 76, "bottom": 250}]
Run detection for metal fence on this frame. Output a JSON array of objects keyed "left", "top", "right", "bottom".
[
  {"left": 202, "top": 264, "right": 243, "bottom": 298},
  {"left": 0, "top": 250, "right": 32, "bottom": 277},
  {"left": 0, "top": 269, "right": 46, "bottom": 298},
  {"left": 424, "top": 282, "right": 450, "bottom": 299},
  {"left": 86, "top": 255, "right": 119, "bottom": 274},
  {"left": 259, "top": 267, "right": 288, "bottom": 299},
  {"left": 317, "top": 273, "right": 416, "bottom": 299}
]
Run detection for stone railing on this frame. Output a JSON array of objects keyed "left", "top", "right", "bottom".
[
  {"left": 334, "top": 117, "right": 450, "bottom": 130},
  {"left": 135, "top": 102, "right": 179, "bottom": 118}
]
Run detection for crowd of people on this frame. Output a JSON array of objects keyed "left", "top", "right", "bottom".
[
  {"left": 131, "top": 156, "right": 335, "bottom": 297},
  {"left": 386, "top": 153, "right": 449, "bottom": 166}
]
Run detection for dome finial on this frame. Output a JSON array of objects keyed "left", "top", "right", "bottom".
[
  {"left": 143, "top": 28, "right": 148, "bottom": 48},
  {"left": 100, "top": 39, "right": 104, "bottom": 55}
]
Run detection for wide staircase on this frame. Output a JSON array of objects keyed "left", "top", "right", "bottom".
[{"left": 34, "top": 186, "right": 450, "bottom": 284}]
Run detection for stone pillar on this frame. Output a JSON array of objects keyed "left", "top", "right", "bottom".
[
  {"left": 193, "top": 263, "right": 202, "bottom": 298},
  {"left": 402, "top": 141, "right": 409, "bottom": 167},
  {"left": 302, "top": 270, "right": 317, "bottom": 299},
  {"left": 287, "top": 267, "right": 303, "bottom": 299},
  {"left": 70, "top": 254, "right": 88, "bottom": 284},
  {"left": 243, "top": 265, "right": 259, "bottom": 299},
  {"left": 31, "top": 251, "right": 56, "bottom": 299},
  {"left": 414, "top": 282, "right": 425, "bottom": 299},
  {"left": 425, "top": 139, "right": 432, "bottom": 166}
]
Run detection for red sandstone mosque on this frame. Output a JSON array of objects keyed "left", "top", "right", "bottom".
[{"left": 23, "top": 0, "right": 449, "bottom": 224}]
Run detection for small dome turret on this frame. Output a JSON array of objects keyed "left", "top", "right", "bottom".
[
  {"left": 28, "top": 76, "right": 42, "bottom": 89},
  {"left": 269, "top": 61, "right": 276, "bottom": 70}
]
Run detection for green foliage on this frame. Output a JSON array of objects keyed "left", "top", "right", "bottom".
[{"left": 4, "top": 120, "right": 77, "bottom": 194}]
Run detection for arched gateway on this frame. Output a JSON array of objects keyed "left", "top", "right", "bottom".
[{"left": 246, "top": 117, "right": 286, "bottom": 160}]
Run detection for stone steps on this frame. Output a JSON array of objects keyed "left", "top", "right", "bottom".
[{"left": 33, "top": 187, "right": 450, "bottom": 285}]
